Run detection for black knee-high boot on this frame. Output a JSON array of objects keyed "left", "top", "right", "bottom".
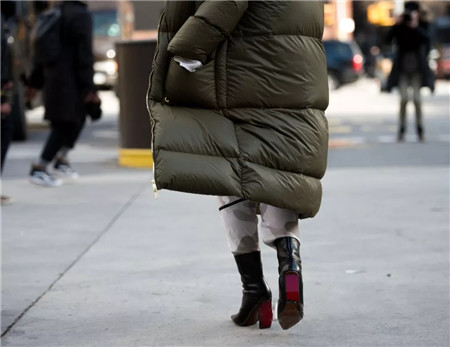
[
  {"left": 231, "top": 251, "right": 272, "bottom": 329},
  {"left": 274, "top": 237, "right": 304, "bottom": 330}
]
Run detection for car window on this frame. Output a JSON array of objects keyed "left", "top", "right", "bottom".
[
  {"left": 433, "top": 17, "right": 450, "bottom": 45},
  {"left": 324, "top": 41, "right": 353, "bottom": 59},
  {"left": 93, "top": 10, "right": 120, "bottom": 38}
]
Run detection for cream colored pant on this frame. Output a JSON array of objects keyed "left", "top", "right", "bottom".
[
  {"left": 217, "top": 196, "right": 300, "bottom": 255},
  {"left": 399, "top": 73, "right": 423, "bottom": 131}
]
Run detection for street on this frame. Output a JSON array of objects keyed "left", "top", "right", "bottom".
[{"left": 2, "top": 78, "right": 449, "bottom": 346}]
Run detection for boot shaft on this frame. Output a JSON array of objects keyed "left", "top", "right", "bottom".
[
  {"left": 274, "top": 237, "right": 301, "bottom": 274},
  {"left": 234, "top": 251, "right": 270, "bottom": 296}
]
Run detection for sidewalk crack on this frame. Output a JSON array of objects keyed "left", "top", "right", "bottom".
[{"left": 1, "top": 186, "right": 145, "bottom": 338}]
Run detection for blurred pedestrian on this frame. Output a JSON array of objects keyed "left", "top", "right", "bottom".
[
  {"left": 26, "top": 0, "right": 100, "bottom": 187},
  {"left": 1, "top": 11, "right": 15, "bottom": 204},
  {"left": 386, "top": 1, "right": 434, "bottom": 142},
  {"left": 147, "top": 1, "right": 328, "bottom": 330}
]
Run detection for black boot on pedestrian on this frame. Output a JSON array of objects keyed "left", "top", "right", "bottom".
[
  {"left": 274, "top": 237, "right": 304, "bottom": 330},
  {"left": 398, "top": 127, "right": 406, "bottom": 142},
  {"left": 417, "top": 126, "right": 425, "bottom": 142},
  {"left": 231, "top": 251, "right": 272, "bottom": 329}
]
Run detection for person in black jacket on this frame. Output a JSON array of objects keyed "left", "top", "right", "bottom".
[
  {"left": 1, "top": 9, "right": 15, "bottom": 204},
  {"left": 386, "top": 1, "right": 434, "bottom": 142},
  {"left": 27, "top": 1, "right": 101, "bottom": 186}
]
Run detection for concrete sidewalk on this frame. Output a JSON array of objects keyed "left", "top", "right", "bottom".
[
  {"left": 2, "top": 169, "right": 448, "bottom": 346},
  {"left": 2, "top": 86, "right": 449, "bottom": 346}
]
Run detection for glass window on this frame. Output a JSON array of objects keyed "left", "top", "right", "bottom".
[{"left": 93, "top": 10, "right": 120, "bottom": 37}]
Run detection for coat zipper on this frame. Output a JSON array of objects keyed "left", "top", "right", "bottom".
[
  {"left": 151, "top": 178, "right": 159, "bottom": 199},
  {"left": 149, "top": 110, "right": 158, "bottom": 199},
  {"left": 147, "top": 11, "right": 165, "bottom": 200}
]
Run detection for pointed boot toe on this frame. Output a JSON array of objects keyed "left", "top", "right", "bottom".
[{"left": 275, "top": 237, "right": 304, "bottom": 330}]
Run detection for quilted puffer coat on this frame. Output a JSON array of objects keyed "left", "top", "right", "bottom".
[{"left": 147, "top": 1, "right": 329, "bottom": 218}]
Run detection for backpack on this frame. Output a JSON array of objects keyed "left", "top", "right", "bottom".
[{"left": 31, "top": 5, "right": 63, "bottom": 65}]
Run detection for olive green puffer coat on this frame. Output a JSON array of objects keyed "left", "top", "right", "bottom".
[{"left": 147, "top": 1, "right": 329, "bottom": 218}]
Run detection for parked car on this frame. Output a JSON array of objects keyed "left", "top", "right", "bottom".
[
  {"left": 435, "top": 45, "right": 450, "bottom": 78},
  {"left": 433, "top": 16, "right": 450, "bottom": 79},
  {"left": 323, "top": 40, "right": 364, "bottom": 90}
]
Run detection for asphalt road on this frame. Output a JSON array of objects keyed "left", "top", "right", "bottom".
[{"left": 326, "top": 78, "right": 449, "bottom": 169}]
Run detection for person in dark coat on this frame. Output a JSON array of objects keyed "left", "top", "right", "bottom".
[
  {"left": 386, "top": 1, "right": 434, "bottom": 142},
  {"left": 1, "top": 12, "right": 14, "bottom": 203},
  {"left": 27, "top": 0, "right": 100, "bottom": 186}
]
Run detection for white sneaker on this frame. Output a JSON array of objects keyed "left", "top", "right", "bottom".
[
  {"left": 29, "top": 165, "right": 63, "bottom": 187},
  {"left": 53, "top": 159, "right": 79, "bottom": 180},
  {"left": 1, "top": 195, "right": 13, "bottom": 205}
]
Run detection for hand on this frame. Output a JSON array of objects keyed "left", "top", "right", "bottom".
[
  {"left": 85, "top": 92, "right": 102, "bottom": 121},
  {"left": 84, "top": 92, "right": 101, "bottom": 104},
  {"left": 1, "top": 102, "right": 11, "bottom": 115},
  {"left": 25, "top": 87, "right": 38, "bottom": 102}
]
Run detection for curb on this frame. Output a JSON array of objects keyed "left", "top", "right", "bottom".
[{"left": 118, "top": 149, "right": 153, "bottom": 168}]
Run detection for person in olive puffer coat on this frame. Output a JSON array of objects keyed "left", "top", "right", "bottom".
[{"left": 147, "top": 1, "right": 328, "bottom": 330}]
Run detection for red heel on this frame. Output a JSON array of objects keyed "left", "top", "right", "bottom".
[
  {"left": 258, "top": 299, "right": 273, "bottom": 329},
  {"left": 278, "top": 272, "right": 302, "bottom": 330},
  {"left": 275, "top": 237, "right": 304, "bottom": 330},
  {"left": 285, "top": 273, "right": 299, "bottom": 302}
]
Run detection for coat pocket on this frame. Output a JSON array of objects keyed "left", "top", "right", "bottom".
[{"left": 164, "top": 58, "right": 216, "bottom": 109}]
